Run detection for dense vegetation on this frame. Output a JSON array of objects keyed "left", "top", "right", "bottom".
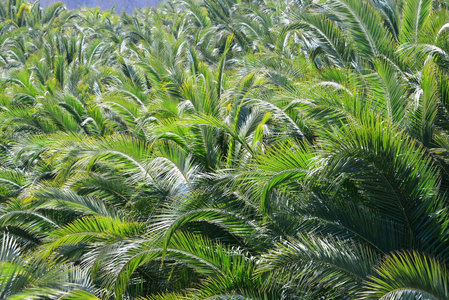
[{"left": 2, "top": 0, "right": 449, "bottom": 298}]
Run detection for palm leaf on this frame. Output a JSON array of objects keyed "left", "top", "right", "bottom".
[
  {"left": 327, "top": 0, "right": 396, "bottom": 59},
  {"left": 316, "top": 114, "right": 445, "bottom": 255},
  {"left": 361, "top": 251, "right": 449, "bottom": 299},
  {"left": 258, "top": 233, "right": 379, "bottom": 298},
  {"left": 399, "top": 0, "right": 433, "bottom": 44}
]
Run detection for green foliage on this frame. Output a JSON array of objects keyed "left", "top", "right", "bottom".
[{"left": 0, "top": 0, "right": 449, "bottom": 298}]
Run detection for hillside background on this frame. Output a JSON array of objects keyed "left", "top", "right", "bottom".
[{"left": 40, "top": 0, "right": 160, "bottom": 13}]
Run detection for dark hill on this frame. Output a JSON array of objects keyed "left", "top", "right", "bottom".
[{"left": 40, "top": 0, "right": 160, "bottom": 13}]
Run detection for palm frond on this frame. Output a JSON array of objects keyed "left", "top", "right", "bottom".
[
  {"left": 258, "top": 233, "right": 379, "bottom": 298},
  {"left": 399, "top": 0, "right": 433, "bottom": 44},
  {"left": 361, "top": 251, "right": 449, "bottom": 299}
]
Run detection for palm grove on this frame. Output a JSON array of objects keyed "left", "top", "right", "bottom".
[{"left": 2, "top": 0, "right": 449, "bottom": 298}]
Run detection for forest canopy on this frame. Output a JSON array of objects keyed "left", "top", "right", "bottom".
[{"left": 1, "top": 0, "right": 449, "bottom": 298}]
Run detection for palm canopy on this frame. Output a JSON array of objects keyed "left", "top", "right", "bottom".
[{"left": 1, "top": 0, "right": 449, "bottom": 299}]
